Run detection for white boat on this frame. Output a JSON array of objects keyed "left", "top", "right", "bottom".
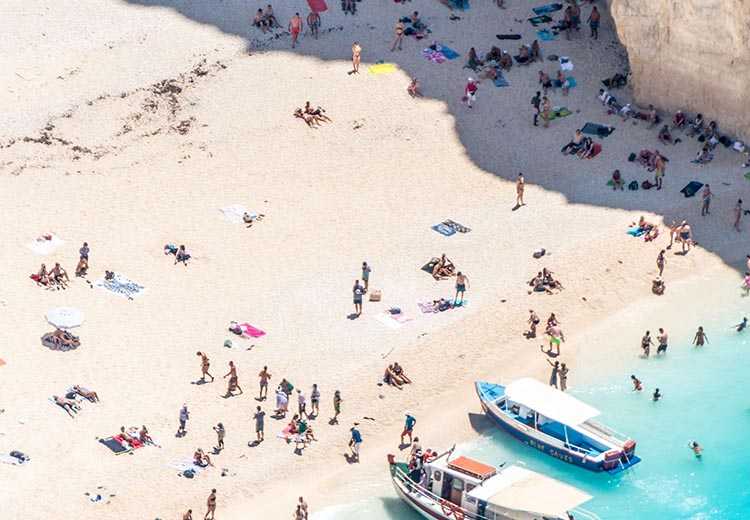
[
  {"left": 476, "top": 378, "right": 640, "bottom": 474},
  {"left": 388, "top": 447, "right": 600, "bottom": 520}
]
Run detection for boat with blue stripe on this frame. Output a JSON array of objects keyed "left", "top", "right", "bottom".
[{"left": 475, "top": 378, "right": 641, "bottom": 474}]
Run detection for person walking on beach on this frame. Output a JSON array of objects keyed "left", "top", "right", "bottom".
[
  {"left": 307, "top": 10, "right": 320, "bottom": 40},
  {"left": 657, "top": 328, "right": 668, "bottom": 355},
  {"left": 656, "top": 250, "right": 666, "bottom": 277},
  {"left": 297, "top": 497, "right": 309, "bottom": 519},
  {"left": 401, "top": 413, "right": 416, "bottom": 446},
  {"left": 454, "top": 271, "right": 469, "bottom": 305},
  {"left": 331, "top": 390, "right": 342, "bottom": 424},
  {"left": 679, "top": 221, "right": 692, "bottom": 254},
  {"left": 297, "top": 389, "right": 309, "bottom": 419},
  {"left": 531, "top": 91, "right": 541, "bottom": 126},
  {"left": 391, "top": 20, "right": 405, "bottom": 51},
  {"left": 734, "top": 199, "right": 743, "bottom": 232},
  {"left": 693, "top": 326, "right": 708, "bottom": 347},
  {"left": 349, "top": 424, "right": 362, "bottom": 462},
  {"left": 701, "top": 184, "right": 712, "bottom": 216},
  {"left": 258, "top": 366, "right": 271, "bottom": 400},
  {"left": 361, "top": 261, "right": 371, "bottom": 292},
  {"left": 352, "top": 279, "right": 364, "bottom": 316},
  {"left": 350, "top": 41, "right": 362, "bottom": 74},
  {"left": 254, "top": 405, "right": 265, "bottom": 442},
  {"left": 527, "top": 309, "right": 540, "bottom": 338},
  {"left": 654, "top": 153, "right": 666, "bottom": 190},
  {"left": 289, "top": 13, "right": 303, "bottom": 48},
  {"left": 464, "top": 78, "right": 478, "bottom": 108},
  {"left": 177, "top": 404, "right": 189, "bottom": 437},
  {"left": 587, "top": 5, "right": 600, "bottom": 39},
  {"left": 213, "top": 423, "right": 225, "bottom": 451},
  {"left": 559, "top": 363, "right": 569, "bottom": 391},
  {"left": 197, "top": 352, "right": 214, "bottom": 383},
  {"left": 310, "top": 384, "right": 321, "bottom": 417},
  {"left": 516, "top": 173, "right": 525, "bottom": 207},
  {"left": 546, "top": 324, "right": 564, "bottom": 355},
  {"left": 204, "top": 489, "right": 217, "bottom": 520},
  {"left": 547, "top": 359, "right": 559, "bottom": 388},
  {"left": 641, "top": 331, "right": 653, "bottom": 357},
  {"left": 541, "top": 96, "right": 551, "bottom": 128},
  {"left": 223, "top": 361, "right": 243, "bottom": 397},
  {"left": 631, "top": 375, "right": 643, "bottom": 391}
]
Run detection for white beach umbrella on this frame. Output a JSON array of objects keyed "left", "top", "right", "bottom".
[{"left": 46, "top": 307, "right": 84, "bottom": 329}]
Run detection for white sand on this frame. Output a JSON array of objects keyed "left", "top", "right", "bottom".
[{"left": 1, "top": 1, "right": 746, "bottom": 518}]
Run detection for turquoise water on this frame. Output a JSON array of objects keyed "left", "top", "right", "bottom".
[{"left": 317, "top": 315, "right": 750, "bottom": 519}]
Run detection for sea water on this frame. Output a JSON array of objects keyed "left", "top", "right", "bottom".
[{"left": 316, "top": 312, "right": 750, "bottom": 519}]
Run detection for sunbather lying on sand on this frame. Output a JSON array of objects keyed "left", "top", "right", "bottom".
[
  {"left": 175, "top": 245, "right": 191, "bottom": 265},
  {"left": 45, "top": 329, "right": 80, "bottom": 350},
  {"left": 73, "top": 385, "right": 99, "bottom": 402},
  {"left": 432, "top": 254, "right": 455, "bottom": 279},
  {"left": 294, "top": 108, "right": 318, "bottom": 128},
  {"left": 304, "top": 102, "right": 332, "bottom": 123},
  {"left": 242, "top": 212, "right": 265, "bottom": 227},
  {"left": 53, "top": 395, "right": 80, "bottom": 418}
]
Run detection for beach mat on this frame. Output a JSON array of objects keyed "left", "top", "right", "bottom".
[
  {"left": 532, "top": 3, "right": 563, "bottom": 15},
  {"left": 680, "top": 181, "right": 703, "bottom": 198},
  {"left": 440, "top": 46, "right": 460, "bottom": 60},
  {"left": 494, "top": 74, "right": 510, "bottom": 87},
  {"left": 581, "top": 123, "right": 615, "bottom": 137},
  {"left": 307, "top": 0, "right": 328, "bottom": 12},
  {"left": 99, "top": 437, "right": 131, "bottom": 455},
  {"left": 95, "top": 273, "right": 145, "bottom": 300},
  {"left": 237, "top": 323, "right": 266, "bottom": 338},
  {"left": 219, "top": 205, "right": 249, "bottom": 224},
  {"left": 422, "top": 258, "right": 440, "bottom": 274},
  {"left": 432, "top": 223, "right": 456, "bottom": 237},
  {"left": 548, "top": 107, "right": 572, "bottom": 120},
  {"left": 448, "top": 0, "right": 470, "bottom": 10},
  {"left": 374, "top": 312, "right": 413, "bottom": 329},
  {"left": 26, "top": 234, "right": 64, "bottom": 256},
  {"left": 528, "top": 14, "right": 553, "bottom": 26},
  {"left": 537, "top": 29, "right": 557, "bottom": 41},
  {"left": 496, "top": 34, "right": 522, "bottom": 40},
  {"left": 368, "top": 63, "right": 397, "bottom": 75}
]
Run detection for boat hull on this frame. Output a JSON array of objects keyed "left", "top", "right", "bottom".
[{"left": 391, "top": 476, "right": 449, "bottom": 520}]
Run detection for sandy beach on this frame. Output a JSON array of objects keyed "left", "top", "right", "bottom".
[{"left": 1, "top": 1, "right": 748, "bottom": 518}]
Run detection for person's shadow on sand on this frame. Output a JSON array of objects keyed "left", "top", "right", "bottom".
[
  {"left": 347, "top": 313, "right": 360, "bottom": 320},
  {"left": 247, "top": 440, "right": 263, "bottom": 448},
  {"left": 344, "top": 453, "right": 359, "bottom": 464}
]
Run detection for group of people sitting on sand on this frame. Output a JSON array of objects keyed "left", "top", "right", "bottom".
[
  {"left": 464, "top": 42, "right": 540, "bottom": 82},
  {"left": 164, "top": 244, "right": 191, "bottom": 265},
  {"left": 285, "top": 413, "right": 317, "bottom": 450},
  {"left": 669, "top": 220, "right": 694, "bottom": 254},
  {"left": 383, "top": 362, "right": 411, "bottom": 388},
  {"left": 31, "top": 262, "right": 70, "bottom": 289},
  {"left": 430, "top": 254, "right": 455, "bottom": 280},
  {"left": 630, "top": 216, "right": 660, "bottom": 242},
  {"left": 528, "top": 268, "right": 564, "bottom": 295},
  {"left": 253, "top": 4, "right": 281, "bottom": 33},
  {"left": 117, "top": 425, "right": 156, "bottom": 448},
  {"left": 42, "top": 328, "right": 81, "bottom": 351},
  {"left": 193, "top": 447, "right": 213, "bottom": 468},
  {"left": 293, "top": 101, "right": 332, "bottom": 128},
  {"left": 561, "top": 129, "right": 599, "bottom": 159}
]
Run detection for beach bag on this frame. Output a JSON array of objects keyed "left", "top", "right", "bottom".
[
  {"left": 9, "top": 451, "right": 29, "bottom": 463},
  {"left": 182, "top": 469, "right": 195, "bottom": 479},
  {"left": 369, "top": 290, "right": 382, "bottom": 302},
  {"left": 628, "top": 152, "right": 636, "bottom": 162},
  {"left": 628, "top": 181, "right": 639, "bottom": 191},
  {"left": 641, "top": 180, "right": 654, "bottom": 190}
]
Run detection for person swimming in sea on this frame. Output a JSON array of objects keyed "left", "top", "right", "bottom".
[
  {"left": 652, "top": 388, "right": 661, "bottom": 402},
  {"left": 736, "top": 317, "right": 748, "bottom": 332},
  {"left": 689, "top": 441, "right": 703, "bottom": 458}
]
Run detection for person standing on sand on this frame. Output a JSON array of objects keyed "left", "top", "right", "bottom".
[
  {"left": 693, "top": 326, "right": 708, "bottom": 347},
  {"left": 289, "top": 13, "right": 303, "bottom": 49},
  {"left": 547, "top": 359, "right": 559, "bottom": 388},
  {"left": 541, "top": 96, "right": 552, "bottom": 128},
  {"left": 254, "top": 405, "right": 265, "bottom": 442},
  {"left": 223, "top": 361, "right": 243, "bottom": 397},
  {"left": 654, "top": 153, "right": 666, "bottom": 190},
  {"left": 177, "top": 404, "right": 189, "bottom": 437},
  {"left": 531, "top": 91, "right": 541, "bottom": 126},
  {"left": 701, "top": 184, "right": 712, "bottom": 216},
  {"left": 656, "top": 250, "right": 666, "bottom": 277},
  {"left": 353, "top": 279, "right": 364, "bottom": 316},
  {"left": 527, "top": 310, "right": 540, "bottom": 338},
  {"left": 734, "top": 199, "right": 743, "bottom": 232},
  {"left": 258, "top": 365, "right": 271, "bottom": 400},
  {"left": 297, "top": 497, "right": 309, "bottom": 519},
  {"left": 401, "top": 413, "right": 416, "bottom": 445},
  {"left": 657, "top": 328, "right": 668, "bottom": 355},
  {"left": 361, "top": 262, "right": 371, "bottom": 292},
  {"left": 391, "top": 20, "right": 405, "bottom": 51},
  {"left": 204, "top": 489, "right": 217, "bottom": 520},
  {"left": 516, "top": 173, "right": 525, "bottom": 207},
  {"left": 454, "top": 271, "right": 469, "bottom": 305},
  {"left": 464, "top": 78, "right": 478, "bottom": 108},
  {"left": 297, "top": 389, "right": 309, "bottom": 419},
  {"left": 332, "top": 390, "right": 342, "bottom": 424},
  {"left": 183, "top": 509, "right": 193, "bottom": 520},
  {"left": 679, "top": 221, "right": 692, "bottom": 254},
  {"left": 349, "top": 424, "right": 362, "bottom": 461},
  {"left": 587, "top": 5, "right": 600, "bottom": 39},
  {"left": 310, "top": 384, "right": 321, "bottom": 417},
  {"left": 641, "top": 331, "right": 653, "bottom": 357},
  {"left": 350, "top": 42, "right": 362, "bottom": 74},
  {"left": 307, "top": 11, "right": 320, "bottom": 40},
  {"left": 631, "top": 375, "right": 643, "bottom": 391},
  {"left": 197, "top": 352, "right": 214, "bottom": 383},
  {"left": 559, "top": 363, "right": 569, "bottom": 391},
  {"left": 213, "top": 423, "right": 225, "bottom": 451}
]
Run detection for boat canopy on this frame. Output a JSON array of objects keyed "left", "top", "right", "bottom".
[
  {"left": 467, "top": 465, "right": 592, "bottom": 517},
  {"left": 505, "top": 378, "right": 600, "bottom": 426}
]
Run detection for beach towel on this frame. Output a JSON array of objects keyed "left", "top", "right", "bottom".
[
  {"left": 448, "top": 0, "right": 470, "bottom": 10},
  {"left": 537, "top": 29, "right": 557, "bottom": 41},
  {"left": 533, "top": 3, "right": 563, "bottom": 15},
  {"left": 26, "top": 234, "right": 64, "bottom": 256},
  {"left": 95, "top": 273, "right": 145, "bottom": 300},
  {"left": 494, "top": 72, "right": 510, "bottom": 87},
  {"left": 237, "top": 323, "right": 266, "bottom": 338},
  {"left": 496, "top": 34, "right": 522, "bottom": 40},
  {"left": 169, "top": 458, "right": 205, "bottom": 475},
  {"left": 528, "top": 14, "right": 553, "bottom": 26},
  {"left": 418, "top": 301, "right": 439, "bottom": 314},
  {"left": 439, "top": 46, "right": 460, "bottom": 60},
  {"left": 680, "top": 181, "right": 703, "bottom": 198},
  {"left": 582, "top": 122, "right": 614, "bottom": 137},
  {"left": 441, "top": 219, "right": 471, "bottom": 233},
  {"left": 422, "top": 48, "right": 446, "bottom": 64},
  {"left": 587, "top": 142, "right": 603, "bottom": 159},
  {"left": 548, "top": 107, "right": 572, "bottom": 120},
  {"left": 307, "top": 0, "right": 328, "bottom": 12},
  {"left": 374, "top": 311, "right": 413, "bottom": 329},
  {"left": 422, "top": 258, "right": 440, "bottom": 274},
  {"left": 368, "top": 63, "right": 397, "bottom": 75},
  {"left": 99, "top": 437, "right": 132, "bottom": 455},
  {"left": 219, "top": 205, "right": 250, "bottom": 224},
  {"left": 627, "top": 227, "right": 645, "bottom": 237},
  {"left": 432, "top": 223, "right": 457, "bottom": 237}
]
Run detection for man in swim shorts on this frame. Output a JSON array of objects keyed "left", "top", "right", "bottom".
[
  {"left": 656, "top": 328, "right": 668, "bottom": 355},
  {"left": 454, "top": 271, "right": 469, "bottom": 305},
  {"left": 289, "top": 13, "right": 303, "bottom": 48},
  {"left": 641, "top": 331, "right": 653, "bottom": 357}
]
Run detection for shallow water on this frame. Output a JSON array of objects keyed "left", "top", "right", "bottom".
[{"left": 316, "top": 310, "right": 750, "bottom": 519}]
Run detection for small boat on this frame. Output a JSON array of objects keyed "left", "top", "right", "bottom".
[
  {"left": 475, "top": 378, "right": 640, "bottom": 474},
  {"left": 388, "top": 447, "right": 600, "bottom": 520}
]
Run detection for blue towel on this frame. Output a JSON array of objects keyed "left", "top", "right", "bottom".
[
  {"left": 537, "top": 29, "right": 557, "bottom": 41},
  {"left": 566, "top": 76, "right": 577, "bottom": 88},
  {"left": 440, "top": 46, "right": 460, "bottom": 60},
  {"left": 627, "top": 227, "right": 645, "bottom": 237},
  {"left": 432, "top": 223, "right": 457, "bottom": 237},
  {"left": 494, "top": 73, "right": 509, "bottom": 87},
  {"left": 532, "top": 3, "right": 563, "bottom": 15},
  {"left": 449, "top": 0, "right": 470, "bottom": 10}
]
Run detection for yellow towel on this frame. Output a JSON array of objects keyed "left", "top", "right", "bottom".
[{"left": 368, "top": 63, "right": 397, "bottom": 75}]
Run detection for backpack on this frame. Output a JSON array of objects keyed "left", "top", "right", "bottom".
[
  {"left": 182, "top": 469, "right": 195, "bottom": 479},
  {"left": 628, "top": 180, "right": 639, "bottom": 191},
  {"left": 628, "top": 152, "right": 636, "bottom": 162}
]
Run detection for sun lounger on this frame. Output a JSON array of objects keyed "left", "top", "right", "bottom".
[{"left": 582, "top": 122, "right": 614, "bottom": 137}]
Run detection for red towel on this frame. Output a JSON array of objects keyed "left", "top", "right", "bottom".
[{"left": 307, "top": 0, "right": 328, "bottom": 12}]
